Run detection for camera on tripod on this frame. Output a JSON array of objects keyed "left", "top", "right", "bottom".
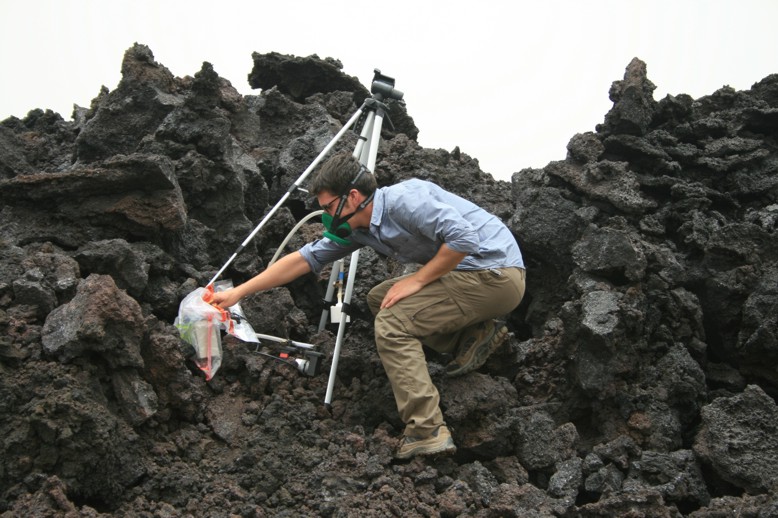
[{"left": 371, "top": 69, "right": 404, "bottom": 102}]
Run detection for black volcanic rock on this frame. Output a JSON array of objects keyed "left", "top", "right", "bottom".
[
  {"left": 0, "top": 46, "right": 777, "bottom": 516},
  {"left": 249, "top": 52, "right": 368, "bottom": 101},
  {"left": 249, "top": 51, "right": 419, "bottom": 141}
]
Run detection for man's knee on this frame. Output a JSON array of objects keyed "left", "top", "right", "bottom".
[
  {"left": 367, "top": 285, "right": 384, "bottom": 316},
  {"left": 373, "top": 307, "right": 409, "bottom": 352},
  {"left": 368, "top": 279, "right": 395, "bottom": 316}
]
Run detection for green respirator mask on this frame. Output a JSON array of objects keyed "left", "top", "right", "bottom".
[
  {"left": 320, "top": 165, "right": 374, "bottom": 246},
  {"left": 322, "top": 211, "right": 354, "bottom": 246},
  {"left": 321, "top": 190, "right": 375, "bottom": 246}
]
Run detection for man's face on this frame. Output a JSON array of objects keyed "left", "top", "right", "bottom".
[
  {"left": 318, "top": 191, "right": 341, "bottom": 215},
  {"left": 317, "top": 190, "right": 357, "bottom": 216}
]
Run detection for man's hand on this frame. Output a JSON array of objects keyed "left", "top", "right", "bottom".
[
  {"left": 381, "top": 276, "right": 425, "bottom": 309},
  {"left": 380, "top": 244, "right": 467, "bottom": 309},
  {"left": 207, "top": 252, "right": 312, "bottom": 310},
  {"left": 209, "top": 287, "right": 243, "bottom": 309}
]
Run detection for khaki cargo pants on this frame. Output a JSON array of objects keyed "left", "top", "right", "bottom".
[{"left": 367, "top": 267, "right": 525, "bottom": 438}]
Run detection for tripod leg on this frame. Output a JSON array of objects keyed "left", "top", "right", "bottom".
[
  {"left": 353, "top": 110, "right": 375, "bottom": 161},
  {"left": 325, "top": 249, "right": 361, "bottom": 406},
  {"left": 318, "top": 259, "right": 342, "bottom": 332},
  {"left": 324, "top": 95, "right": 388, "bottom": 405}
]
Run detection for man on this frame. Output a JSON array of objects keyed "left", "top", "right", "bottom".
[{"left": 211, "top": 152, "right": 525, "bottom": 459}]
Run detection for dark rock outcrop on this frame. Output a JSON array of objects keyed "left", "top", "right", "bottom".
[{"left": 0, "top": 43, "right": 776, "bottom": 516}]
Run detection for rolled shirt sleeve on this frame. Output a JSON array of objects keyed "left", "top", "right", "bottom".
[{"left": 298, "top": 238, "right": 360, "bottom": 276}]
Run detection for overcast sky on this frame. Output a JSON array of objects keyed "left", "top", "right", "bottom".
[{"left": 2, "top": 0, "right": 777, "bottom": 181}]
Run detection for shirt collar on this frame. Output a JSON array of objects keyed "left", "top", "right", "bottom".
[{"left": 369, "top": 187, "right": 385, "bottom": 228}]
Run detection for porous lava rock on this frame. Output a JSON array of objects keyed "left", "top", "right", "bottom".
[{"left": 1, "top": 45, "right": 777, "bottom": 516}]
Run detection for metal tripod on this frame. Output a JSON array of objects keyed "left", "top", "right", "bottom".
[{"left": 208, "top": 70, "right": 404, "bottom": 406}]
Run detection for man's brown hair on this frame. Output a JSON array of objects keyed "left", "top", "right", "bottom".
[{"left": 310, "top": 152, "right": 377, "bottom": 196}]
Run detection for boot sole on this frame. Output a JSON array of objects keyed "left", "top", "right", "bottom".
[{"left": 395, "top": 438, "right": 457, "bottom": 459}]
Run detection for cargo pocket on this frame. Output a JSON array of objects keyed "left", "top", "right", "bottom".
[
  {"left": 439, "top": 271, "right": 481, "bottom": 315},
  {"left": 399, "top": 288, "right": 467, "bottom": 338}
]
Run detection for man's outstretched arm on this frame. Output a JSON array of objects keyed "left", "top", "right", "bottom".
[{"left": 210, "top": 251, "right": 312, "bottom": 308}]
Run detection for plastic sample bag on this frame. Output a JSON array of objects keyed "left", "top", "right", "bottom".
[{"left": 174, "top": 281, "right": 258, "bottom": 380}]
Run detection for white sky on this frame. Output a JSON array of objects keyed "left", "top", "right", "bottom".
[{"left": 1, "top": 0, "right": 777, "bottom": 181}]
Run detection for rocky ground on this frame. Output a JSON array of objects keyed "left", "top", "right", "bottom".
[{"left": 1, "top": 44, "right": 777, "bottom": 517}]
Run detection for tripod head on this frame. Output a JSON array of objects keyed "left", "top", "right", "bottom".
[{"left": 371, "top": 69, "right": 404, "bottom": 101}]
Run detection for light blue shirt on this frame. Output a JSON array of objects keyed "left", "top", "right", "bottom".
[{"left": 299, "top": 178, "right": 524, "bottom": 275}]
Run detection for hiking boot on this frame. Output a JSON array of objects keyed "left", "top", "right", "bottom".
[
  {"left": 395, "top": 425, "right": 457, "bottom": 459},
  {"left": 445, "top": 320, "right": 508, "bottom": 377}
]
